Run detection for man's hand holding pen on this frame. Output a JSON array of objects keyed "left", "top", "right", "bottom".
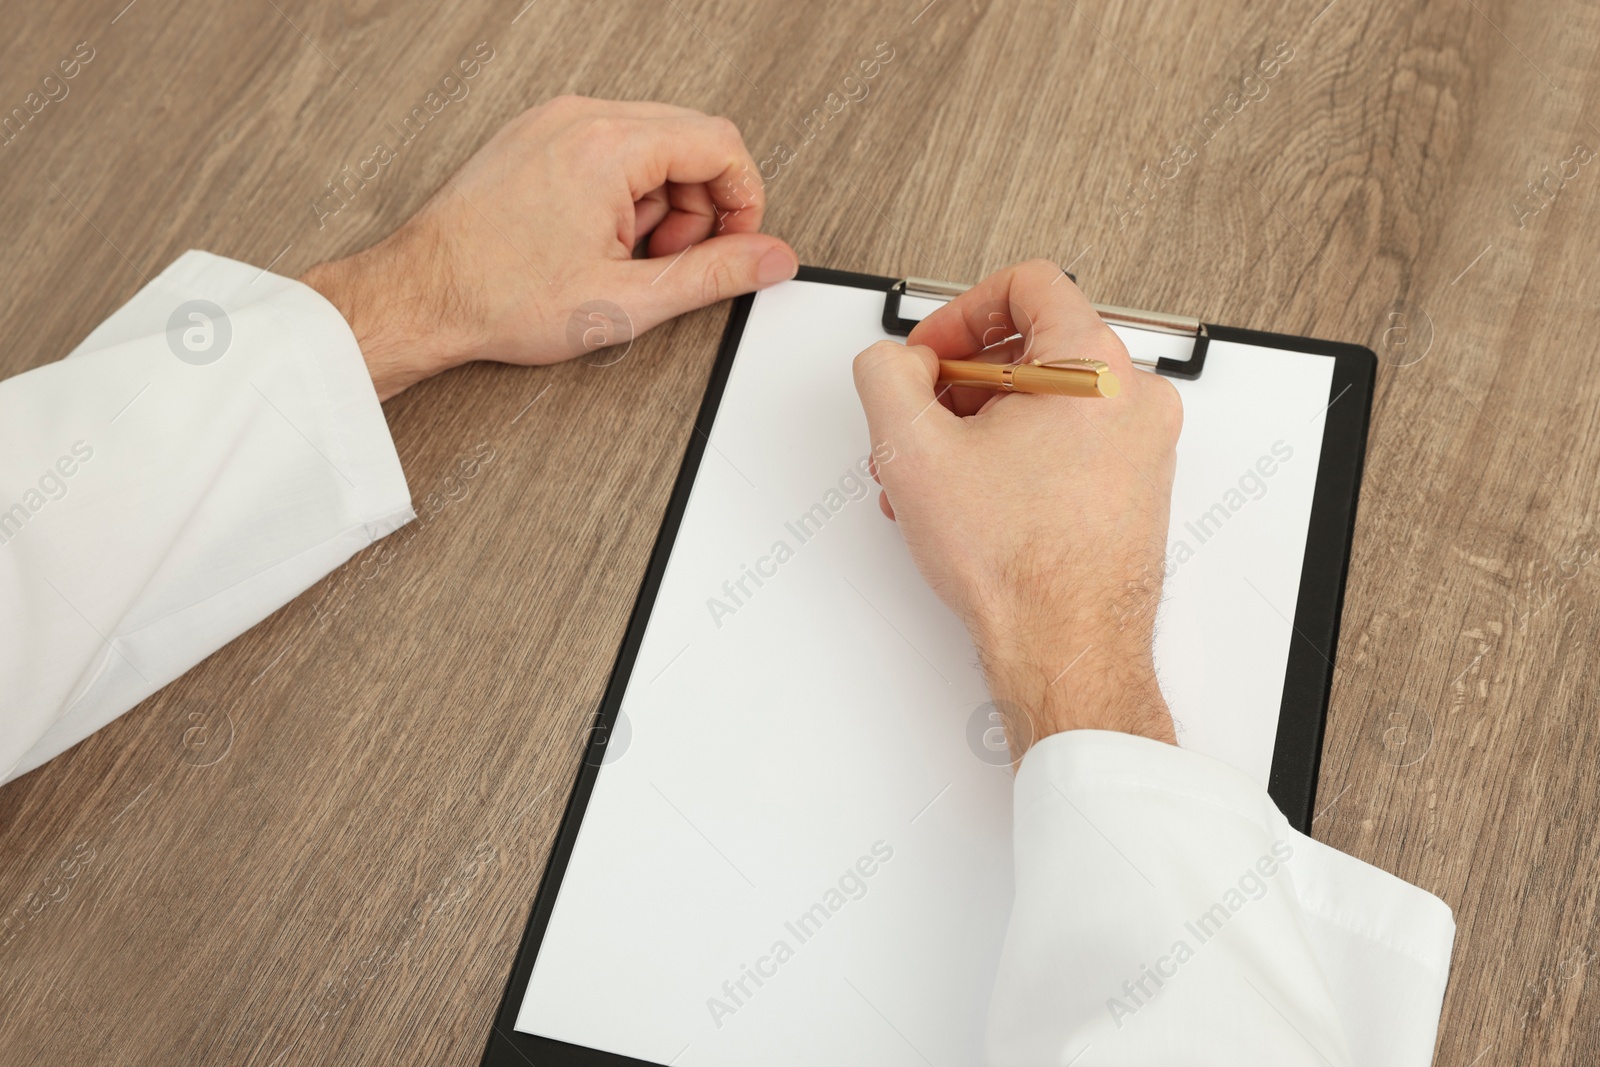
[{"left": 853, "top": 259, "right": 1184, "bottom": 760}]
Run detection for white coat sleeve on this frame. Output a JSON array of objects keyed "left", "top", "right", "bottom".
[
  {"left": 0, "top": 251, "right": 413, "bottom": 784},
  {"left": 985, "top": 730, "right": 1455, "bottom": 1067}
]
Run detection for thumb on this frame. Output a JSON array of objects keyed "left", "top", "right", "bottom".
[
  {"left": 852, "top": 340, "right": 945, "bottom": 452},
  {"left": 622, "top": 232, "right": 798, "bottom": 329}
]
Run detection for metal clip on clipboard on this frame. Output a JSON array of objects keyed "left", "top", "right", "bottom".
[{"left": 880, "top": 276, "right": 1211, "bottom": 380}]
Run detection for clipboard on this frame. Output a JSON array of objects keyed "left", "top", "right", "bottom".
[{"left": 482, "top": 267, "right": 1376, "bottom": 1067}]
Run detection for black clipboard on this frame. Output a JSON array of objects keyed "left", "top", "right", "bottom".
[{"left": 481, "top": 266, "right": 1376, "bottom": 1067}]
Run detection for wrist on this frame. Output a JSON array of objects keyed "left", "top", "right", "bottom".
[
  {"left": 300, "top": 224, "right": 483, "bottom": 401},
  {"left": 969, "top": 579, "right": 1175, "bottom": 759}
]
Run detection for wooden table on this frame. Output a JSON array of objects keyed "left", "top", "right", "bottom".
[{"left": 3, "top": 0, "right": 1597, "bottom": 1062}]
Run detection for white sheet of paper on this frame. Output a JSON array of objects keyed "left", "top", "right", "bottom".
[{"left": 514, "top": 280, "right": 1336, "bottom": 1064}]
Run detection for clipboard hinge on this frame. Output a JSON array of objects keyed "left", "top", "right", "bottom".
[{"left": 883, "top": 277, "right": 1209, "bottom": 381}]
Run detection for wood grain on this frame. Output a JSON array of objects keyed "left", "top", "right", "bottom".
[{"left": 2, "top": 0, "right": 1598, "bottom": 1063}]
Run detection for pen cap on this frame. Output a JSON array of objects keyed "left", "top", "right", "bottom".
[{"left": 1011, "top": 364, "right": 1120, "bottom": 398}]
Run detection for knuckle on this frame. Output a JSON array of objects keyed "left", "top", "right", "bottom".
[
  {"left": 852, "top": 342, "right": 909, "bottom": 390},
  {"left": 1087, "top": 326, "right": 1130, "bottom": 366},
  {"left": 543, "top": 93, "right": 586, "bottom": 114},
  {"left": 581, "top": 115, "right": 624, "bottom": 142},
  {"left": 854, "top": 340, "right": 903, "bottom": 372},
  {"left": 1149, "top": 374, "right": 1184, "bottom": 437},
  {"left": 699, "top": 256, "right": 740, "bottom": 305},
  {"left": 528, "top": 95, "right": 581, "bottom": 128},
  {"left": 522, "top": 95, "right": 591, "bottom": 142},
  {"left": 1021, "top": 256, "right": 1063, "bottom": 281},
  {"left": 709, "top": 115, "right": 742, "bottom": 144}
]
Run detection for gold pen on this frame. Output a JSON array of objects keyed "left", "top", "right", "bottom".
[{"left": 936, "top": 358, "right": 1121, "bottom": 398}]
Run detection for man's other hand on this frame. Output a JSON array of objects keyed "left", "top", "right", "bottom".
[{"left": 301, "top": 96, "right": 799, "bottom": 400}]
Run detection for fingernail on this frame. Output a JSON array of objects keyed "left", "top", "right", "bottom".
[{"left": 757, "top": 247, "right": 798, "bottom": 285}]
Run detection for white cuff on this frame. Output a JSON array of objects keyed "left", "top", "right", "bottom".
[
  {"left": 2, "top": 251, "right": 413, "bottom": 781},
  {"left": 984, "top": 730, "right": 1453, "bottom": 1067}
]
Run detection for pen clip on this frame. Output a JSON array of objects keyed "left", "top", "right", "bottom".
[{"left": 1031, "top": 358, "right": 1110, "bottom": 373}]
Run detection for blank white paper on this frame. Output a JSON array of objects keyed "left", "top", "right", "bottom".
[{"left": 514, "top": 280, "right": 1336, "bottom": 1065}]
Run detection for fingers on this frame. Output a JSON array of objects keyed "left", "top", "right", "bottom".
[
  {"left": 619, "top": 232, "right": 798, "bottom": 329},
  {"left": 571, "top": 98, "right": 796, "bottom": 326},
  {"left": 938, "top": 336, "right": 1027, "bottom": 416},
  {"left": 618, "top": 113, "right": 766, "bottom": 235},
  {"left": 852, "top": 341, "right": 947, "bottom": 450},
  {"left": 906, "top": 258, "right": 1133, "bottom": 376},
  {"left": 633, "top": 186, "right": 671, "bottom": 248},
  {"left": 647, "top": 181, "right": 720, "bottom": 257},
  {"left": 537, "top": 97, "right": 770, "bottom": 253}
]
